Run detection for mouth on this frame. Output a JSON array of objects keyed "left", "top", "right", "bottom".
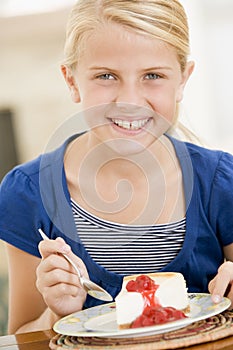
[{"left": 111, "top": 118, "right": 150, "bottom": 131}]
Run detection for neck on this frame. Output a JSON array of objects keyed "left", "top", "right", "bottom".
[
  {"left": 64, "top": 132, "right": 184, "bottom": 225},
  {"left": 82, "top": 132, "right": 172, "bottom": 179}
]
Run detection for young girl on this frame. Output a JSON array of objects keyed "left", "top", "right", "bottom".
[{"left": 1, "top": 0, "right": 233, "bottom": 334}]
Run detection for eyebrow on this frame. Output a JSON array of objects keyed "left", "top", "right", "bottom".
[
  {"left": 89, "top": 66, "right": 114, "bottom": 71},
  {"left": 143, "top": 66, "right": 173, "bottom": 71},
  {"left": 88, "top": 66, "right": 173, "bottom": 71}
]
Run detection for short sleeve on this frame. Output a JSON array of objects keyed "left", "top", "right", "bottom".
[
  {"left": 209, "top": 152, "right": 233, "bottom": 246},
  {"left": 0, "top": 167, "right": 42, "bottom": 257}
]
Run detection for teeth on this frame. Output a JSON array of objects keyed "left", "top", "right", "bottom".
[
  {"left": 112, "top": 118, "right": 149, "bottom": 130},
  {"left": 122, "top": 121, "right": 130, "bottom": 129}
]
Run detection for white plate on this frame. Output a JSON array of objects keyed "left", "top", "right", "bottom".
[{"left": 53, "top": 293, "right": 231, "bottom": 338}]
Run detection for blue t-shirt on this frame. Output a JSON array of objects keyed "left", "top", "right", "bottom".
[{"left": 1, "top": 135, "right": 233, "bottom": 309}]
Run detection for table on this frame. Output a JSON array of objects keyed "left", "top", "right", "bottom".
[
  {"left": 1, "top": 331, "right": 233, "bottom": 350},
  {"left": 0, "top": 329, "right": 56, "bottom": 350}
]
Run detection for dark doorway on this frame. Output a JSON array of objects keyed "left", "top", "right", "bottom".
[{"left": 0, "top": 109, "right": 18, "bottom": 181}]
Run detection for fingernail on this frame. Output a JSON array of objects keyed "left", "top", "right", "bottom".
[
  {"left": 56, "top": 237, "right": 71, "bottom": 254},
  {"left": 61, "top": 245, "right": 71, "bottom": 254},
  {"left": 212, "top": 294, "right": 222, "bottom": 303}
]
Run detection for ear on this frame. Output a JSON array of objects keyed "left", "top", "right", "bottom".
[
  {"left": 61, "top": 65, "right": 81, "bottom": 103},
  {"left": 176, "top": 61, "right": 195, "bottom": 102}
]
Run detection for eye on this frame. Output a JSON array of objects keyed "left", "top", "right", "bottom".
[
  {"left": 97, "top": 73, "right": 115, "bottom": 80},
  {"left": 144, "top": 73, "right": 161, "bottom": 80}
]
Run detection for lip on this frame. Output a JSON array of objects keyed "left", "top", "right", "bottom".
[{"left": 109, "top": 117, "right": 152, "bottom": 135}]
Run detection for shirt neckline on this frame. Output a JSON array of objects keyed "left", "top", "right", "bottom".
[{"left": 71, "top": 197, "right": 186, "bottom": 229}]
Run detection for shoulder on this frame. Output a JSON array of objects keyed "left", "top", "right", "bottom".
[
  {"left": 0, "top": 156, "right": 44, "bottom": 255},
  {"left": 0, "top": 156, "right": 41, "bottom": 200},
  {"left": 1, "top": 139, "right": 69, "bottom": 189},
  {"left": 174, "top": 140, "right": 233, "bottom": 245},
  {"left": 185, "top": 141, "right": 231, "bottom": 159},
  {"left": 0, "top": 141, "right": 68, "bottom": 219},
  {"left": 170, "top": 137, "right": 233, "bottom": 207},
  {"left": 172, "top": 137, "right": 233, "bottom": 176},
  {"left": 185, "top": 142, "right": 233, "bottom": 178},
  {"left": 178, "top": 139, "right": 225, "bottom": 161}
]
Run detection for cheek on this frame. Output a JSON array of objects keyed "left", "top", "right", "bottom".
[
  {"left": 81, "top": 85, "right": 116, "bottom": 109},
  {"left": 82, "top": 103, "right": 112, "bottom": 131},
  {"left": 149, "top": 90, "right": 177, "bottom": 121}
]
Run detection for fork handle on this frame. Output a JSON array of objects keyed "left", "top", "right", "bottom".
[{"left": 61, "top": 252, "right": 82, "bottom": 278}]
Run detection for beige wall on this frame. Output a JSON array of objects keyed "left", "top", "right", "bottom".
[
  {"left": 0, "top": 1, "right": 232, "bottom": 335},
  {"left": 0, "top": 8, "right": 81, "bottom": 163},
  {"left": 0, "top": 9, "right": 81, "bottom": 334},
  {"left": 1, "top": 3, "right": 233, "bottom": 163}
]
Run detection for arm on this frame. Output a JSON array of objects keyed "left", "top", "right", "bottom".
[
  {"left": 6, "top": 243, "right": 52, "bottom": 333},
  {"left": 208, "top": 243, "right": 233, "bottom": 307},
  {"left": 6, "top": 237, "right": 88, "bottom": 334}
]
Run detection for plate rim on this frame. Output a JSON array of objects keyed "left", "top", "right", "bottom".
[{"left": 53, "top": 293, "right": 231, "bottom": 338}]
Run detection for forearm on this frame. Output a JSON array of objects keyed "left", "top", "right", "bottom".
[{"left": 12, "top": 308, "right": 60, "bottom": 334}]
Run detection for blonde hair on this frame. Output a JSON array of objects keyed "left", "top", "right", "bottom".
[
  {"left": 63, "top": 0, "right": 199, "bottom": 143},
  {"left": 63, "top": 0, "right": 190, "bottom": 72}
]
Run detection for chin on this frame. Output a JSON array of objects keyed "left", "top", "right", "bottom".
[{"left": 107, "top": 138, "right": 154, "bottom": 157}]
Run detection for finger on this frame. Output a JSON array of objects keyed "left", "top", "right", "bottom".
[
  {"left": 210, "top": 262, "right": 233, "bottom": 303},
  {"left": 36, "top": 254, "right": 76, "bottom": 293},
  {"left": 38, "top": 237, "right": 90, "bottom": 285},
  {"left": 37, "top": 267, "right": 81, "bottom": 290},
  {"left": 37, "top": 251, "right": 89, "bottom": 292},
  {"left": 64, "top": 250, "right": 89, "bottom": 279},
  {"left": 43, "top": 283, "right": 80, "bottom": 302},
  {"left": 42, "top": 284, "right": 87, "bottom": 316},
  {"left": 38, "top": 237, "right": 71, "bottom": 259},
  {"left": 37, "top": 253, "right": 73, "bottom": 275},
  {"left": 208, "top": 275, "right": 217, "bottom": 294},
  {"left": 36, "top": 253, "right": 88, "bottom": 297},
  {"left": 224, "top": 284, "right": 233, "bottom": 309},
  {"left": 38, "top": 238, "right": 87, "bottom": 277}
]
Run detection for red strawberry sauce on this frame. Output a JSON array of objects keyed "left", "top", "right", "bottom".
[{"left": 125, "top": 275, "right": 186, "bottom": 328}]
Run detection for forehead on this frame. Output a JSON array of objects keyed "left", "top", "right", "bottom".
[{"left": 78, "top": 22, "right": 179, "bottom": 67}]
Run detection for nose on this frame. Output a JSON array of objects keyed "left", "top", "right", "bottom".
[{"left": 114, "top": 81, "right": 145, "bottom": 107}]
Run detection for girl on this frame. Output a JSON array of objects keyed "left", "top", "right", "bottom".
[{"left": 1, "top": 0, "right": 233, "bottom": 334}]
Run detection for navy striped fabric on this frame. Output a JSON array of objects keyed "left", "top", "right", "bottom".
[{"left": 71, "top": 199, "right": 185, "bottom": 275}]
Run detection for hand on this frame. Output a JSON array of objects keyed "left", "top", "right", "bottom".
[
  {"left": 208, "top": 261, "right": 233, "bottom": 308},
  {"left": 36, "top": 237, "right": 88, "bottom": 317}
]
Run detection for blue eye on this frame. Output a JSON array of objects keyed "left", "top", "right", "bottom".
[
  {"left": 97, "top": 73, "right": 115, "bottom": 80},
  {"left": 145, "top": 73, "right": 161, "bottom": 80}
]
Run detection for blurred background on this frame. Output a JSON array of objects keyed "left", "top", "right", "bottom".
[{"left": 0, "top": 0, "right": 233, "bottom": 335}]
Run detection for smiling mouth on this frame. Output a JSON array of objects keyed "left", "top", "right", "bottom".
[{"left": 111, "top": 118, "right": 150, "bottom": 131}]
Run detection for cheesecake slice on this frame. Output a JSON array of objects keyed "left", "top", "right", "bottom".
[{"left": 115, "top": 272, "right": 189, "bottom": 329}]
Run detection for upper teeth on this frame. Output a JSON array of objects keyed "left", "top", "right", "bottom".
[{"left": 112, "top": 118, "right": 149, "bottom": 130}]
